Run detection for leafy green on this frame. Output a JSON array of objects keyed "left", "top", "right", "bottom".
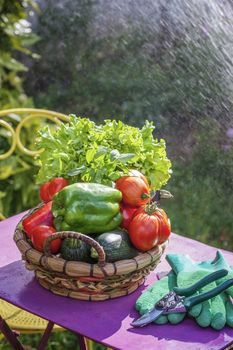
[
  {"left": 0, "top": 1, "right": 40, "bottom": 218},
  {"left": 36, "top": 116, "right": 172, "bottom": 189},
  {"left": 0, "top": 0, "right": 39, "bottom": 109}
]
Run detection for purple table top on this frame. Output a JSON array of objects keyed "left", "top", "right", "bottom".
[{"left": 0, "top": 212, "right": 233, "bottom": 350}]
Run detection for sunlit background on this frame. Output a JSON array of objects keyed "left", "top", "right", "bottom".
[{"left": 1, "top": 1, "right": 233, "bottom": 348}]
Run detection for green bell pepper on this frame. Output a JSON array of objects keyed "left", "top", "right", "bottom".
[{"left": 52, "top": 182, "right": 122, "bottom": 234}]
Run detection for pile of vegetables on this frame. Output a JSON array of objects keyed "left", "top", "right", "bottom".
[
  {"left": 22, "top": 173, "right": 171, "bottom": 262},
  {"left": 22, "top": 117, "right": 172, "bottom": 262}
]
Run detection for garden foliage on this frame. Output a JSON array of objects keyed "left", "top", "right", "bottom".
[
  {"left": 0, "top": 0, "right": 40, "bottom": 217},
  {"left": 1, "top": 1, "right": 233, "bottom": 247},
  {"left": 24, "top": 1, "right": 233, "bottom": 250}
]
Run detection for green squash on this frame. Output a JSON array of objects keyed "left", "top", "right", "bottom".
[
  {"left": 91, "top": 229, "right": 139, "bottom": 263},
  {"left": 60, "top": 238, "right": 91, "bottom": 262}
]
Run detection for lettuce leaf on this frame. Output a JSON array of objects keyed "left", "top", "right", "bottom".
[{"left": 36, "top": 116, "right": 172, "bottom": 189}]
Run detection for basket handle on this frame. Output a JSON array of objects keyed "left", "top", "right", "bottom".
[{"left": 43, "top": 231, "right": 106, "bottom": 267}]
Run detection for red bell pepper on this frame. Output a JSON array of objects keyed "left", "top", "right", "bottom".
[
  {"left": 40, "top": 177, "right": 69, "bottom": 202},
  {"left": 22, "top": 201, "right": 54, "bottom": 238}
]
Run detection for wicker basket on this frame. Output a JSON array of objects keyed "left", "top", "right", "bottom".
[{"left": 14, "top": 209, "right": 167, "bottom": 301}]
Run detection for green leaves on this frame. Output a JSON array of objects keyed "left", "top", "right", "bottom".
[
  {"left": 109, "top": 150, "right": 135, "bottom": 162},
  {"left": 0, "top": 0, "right": 38, "bottom": 109},
  {"left": 67, "top": 166, "right": 86, "bottom": 176},
  {"left": 37, "top": 116, "right": 172, "bottom": 189},
  {"left": 0, "top": 55, "right": 27, "bottom": 72}
]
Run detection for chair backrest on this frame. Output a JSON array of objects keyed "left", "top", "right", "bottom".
[{"left": 0, "top": 108, "right": 69, "bottom": 219}]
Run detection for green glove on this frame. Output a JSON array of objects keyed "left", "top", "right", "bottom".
[
  {"left": 166, "top": 252, "right": 233, "bottom": 330},
  {"left": 135, "top": 271, "right": 186, "bottom": 325},
  {"left": 211, "top": 251, "right": 233, "bottom": 297}
]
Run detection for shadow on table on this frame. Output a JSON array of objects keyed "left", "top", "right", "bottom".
[{"left": 128, "top": 308, "right": 233, "bottom": 344}]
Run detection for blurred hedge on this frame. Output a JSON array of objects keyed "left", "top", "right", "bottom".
[
  {"left": 0, "top": 0, "right": 41, "bottom": 218},
  {"left": 0, "top": 0, "right": 39, "bottom": 108},
  {"left": 23, "top": 1, "right": 233, "bottom": 250},
  {"left": 1, "top": 1, "right": 233, "bottom": 247},
  {"left": 163, "top": 121, "right": 233, "bottom": 251}
]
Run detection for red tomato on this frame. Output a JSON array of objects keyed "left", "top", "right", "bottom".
[
  {"left": 148, "top": 207, "right": 171, "bottom": 243},
  {"left": 129, "top": 213, "right": 159, "bottom": 251},
  {"left": 115, "top": 176, "right": 150, "bottom": 207},
  {"left": 31, "top": 225, "right": 61, "bottom": 254},
  {"left": 158, "top": 216, "right": 171, "bottom": 244},
  {"left": 129, "top": 169, "right": 149, "bottom": 188},
  {"left": 133, "top": 205, "right": 171, "bottom": 245},
  {"left": 136, "top": 206, "right": 168, "bottom": 221},
  {"left": 39, "top": 182, "right": 51, "bottom": 202},
  {"left": 120, "top": 204, "right": 138, "bottom": 230},
  {"left": 48, "top": 177, "right": 69, "bottom": 199}
]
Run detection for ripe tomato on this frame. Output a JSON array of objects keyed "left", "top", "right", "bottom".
[
  {"left": 129, "top": 212, "right": 159, "bottom": 251},
  {"left": 39, "top": 177, "right": 69, "bottom": 202},
  {"left": 129, "top": 169, "right": 149, "bottom": 188},
  {"left": 158, "top": 216, "right": 171, "bottom": 244},
  {"left": 152, "top": 207, "right": 171, "bottom": 244},
  {"left": 115, "top": 176, "right": 150, "bottom": 207},
  {"left": 133, "top": 205, "right": 171, "bottom": 245},
  {"left": 31, "top": 225, "right": 61, "bottom": 254},
  {"left": 120, "top": 204, "right": 138, "bottom": 230}
]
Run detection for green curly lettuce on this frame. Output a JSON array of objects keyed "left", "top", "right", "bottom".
[{"left": 36, "top": 115, "right": 172, "bottom": 189}]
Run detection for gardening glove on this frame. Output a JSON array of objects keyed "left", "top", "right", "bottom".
[
  {"left": 210, "top": 251, "right": 233, "bottom": 297},
  {"left": 166, "top": 252, "right": 233, "bottom": 330},
  {"left": 135, "top": 271, "right": 186, "bottom": 325}
]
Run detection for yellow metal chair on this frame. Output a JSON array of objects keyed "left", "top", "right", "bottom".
[
  {"left": 0, "top": 300, "right": 62, "bottom": 334},
  {"left": 0, "top": 108, "right": 102, "bottom": 350}
]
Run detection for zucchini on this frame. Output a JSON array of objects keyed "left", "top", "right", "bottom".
[
  {"left": 60, "top": 238, "right": 91, "bottom": 262},
  {"left": 91, "top": 229, "right": 139, "bottom": 263}
]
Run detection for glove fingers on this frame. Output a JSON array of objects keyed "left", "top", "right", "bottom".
[
  {"left": 210, "top": 295, "right": 226, "bottom": 330},
  {"left": 136, "top": 273, "right": 175, "bottom": 315},
  {"left": 188, "top": 303, "right": 203, "bottom": 318},
  {"left": 136, "top": 280, "right": 167, "bottom": 313},
  {"left": 226, "top": 300, "right": 233, "bottom": 327},
  {"left": 154, "top": 315, "right": 169, "bottom": 324},
  {"left": 136, "top": 291, "right": 169, "bottom": 324},
  {"left": 196, "top": 300, "right": 212, "bottom": 327},
  {"left": 225, "top": 283, "right": 233, "bottom": 297},
  {"left": 189, "top": 281, "right": 216, "bottom": 318},
  {"left": 136, "top": 293, "right": 156, "bottom": 314},
  {"left": 223, "top": 294, "right": 233, "bottom": 328},
  {"left": 136, "top": 272, "right": 177, "bottom": 325},
  {"left": 185, "top": 290, "right": 202, "bottom": 317},
  {"left": 168, "top": 312, "right": 186, "bottom": 324}
]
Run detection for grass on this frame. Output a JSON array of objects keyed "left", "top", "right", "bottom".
[{"left": 0, "top": 331, "right": 108, "bottom": 350}]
